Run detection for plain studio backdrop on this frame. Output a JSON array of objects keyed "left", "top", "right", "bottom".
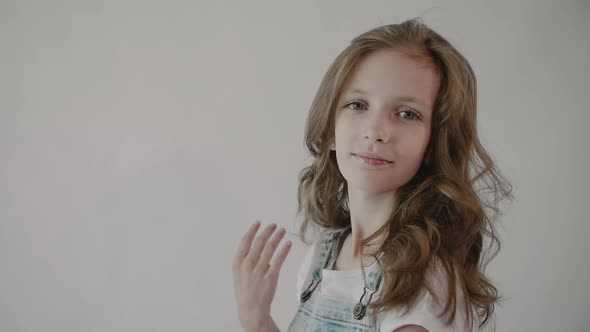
[{"left": 1, "top": 0, "right": 588, "bottom": 331}]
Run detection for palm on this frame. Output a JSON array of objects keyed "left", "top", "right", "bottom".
[{"left": 232, "top": 221, "right": 292, "bottom": 331}]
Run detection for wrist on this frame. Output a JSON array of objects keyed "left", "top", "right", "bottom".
[
  {"left": 243, "top": 316, "right": 279, "bottom": 332},
  {"left": 260, "top": 318, "right": 280, "bottom": 332}
]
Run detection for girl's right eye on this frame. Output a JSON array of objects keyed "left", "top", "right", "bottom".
[{"left": 345, "top": 101, "right": 366, "bottom": 111}]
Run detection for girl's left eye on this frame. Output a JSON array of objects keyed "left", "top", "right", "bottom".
[{"left": 399, "top": 109, "right": 420, "bottom": 120}]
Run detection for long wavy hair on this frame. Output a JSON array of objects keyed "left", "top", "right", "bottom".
[{"left": 295, "top": 18, "right": 514, "bottom": 330}]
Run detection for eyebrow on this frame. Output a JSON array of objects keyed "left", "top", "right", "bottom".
[{"left": 347, "top": 88, "right": 429, "bottom": 108}]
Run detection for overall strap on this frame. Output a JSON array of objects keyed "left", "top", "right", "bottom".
[{"left": 299, "top": 227, "right": 349, "bottom": 303}]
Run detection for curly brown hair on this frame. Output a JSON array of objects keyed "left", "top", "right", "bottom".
[{"left": 295, "top": 17, "right": 514, "bottom": 331}]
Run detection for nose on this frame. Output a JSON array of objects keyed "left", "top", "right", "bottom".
[{"left": 363, "top": 111, "right": 391, "bottom": 144}]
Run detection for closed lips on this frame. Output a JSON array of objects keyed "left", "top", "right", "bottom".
[{"left": 353, "top": 153, "right": 392, "bottom": 163}]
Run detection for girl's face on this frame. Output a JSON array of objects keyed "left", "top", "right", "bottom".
[{"left": 333, "top": 48, "right": 440, "bottom": 194}]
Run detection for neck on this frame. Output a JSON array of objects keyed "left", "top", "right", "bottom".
[{"left": 347, "top": 188, "right": 397, "bottom": 259}]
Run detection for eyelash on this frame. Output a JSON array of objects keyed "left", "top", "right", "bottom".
[{"left": 344, "top": 101, "right": 421, "bottom": 121}]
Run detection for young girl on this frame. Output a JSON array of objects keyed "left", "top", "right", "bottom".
[{"left": 232, "top": 18, "right": 513, "bottom": 332}]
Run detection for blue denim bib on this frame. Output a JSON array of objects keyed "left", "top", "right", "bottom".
[{"left": 288, "top": 227, "right": 383, "bottom": 331}]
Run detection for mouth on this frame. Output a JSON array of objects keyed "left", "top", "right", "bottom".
[{"left": 353, "top": 154, "right": 393, "bottom": 166}]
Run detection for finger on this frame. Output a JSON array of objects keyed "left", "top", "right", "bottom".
[
  {"left": 234, "top": 221, "right": 261, "bottom": 262},
  {"left": 268, "top": 240, "right": 292, "bottom": 276},
  {"left": 247, "top": 223, "right": 277, "bottom": 264},
  {"left": 257, "top": 226, "right": 286, "bottom": 271}
]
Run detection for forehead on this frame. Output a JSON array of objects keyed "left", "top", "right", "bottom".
[{"left": 341, "top": 49, "right": 440, "bottom": 109}]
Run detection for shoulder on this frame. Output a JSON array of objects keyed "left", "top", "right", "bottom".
[
  {"left": 294, "top": 231, "right": 323, "bottom": 300},
  {"left": 295, "top": 226, "right": 347, "bottom": 273},
  {"left": 295, "top": 226, "right": 350, "bottom": 299},
  {"left": 377, "top": 256, "right": 479, "bottom": 332}
]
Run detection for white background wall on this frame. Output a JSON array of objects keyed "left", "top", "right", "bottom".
[{"left": 1, "top": 0, "right": 588, "bottom": 331}]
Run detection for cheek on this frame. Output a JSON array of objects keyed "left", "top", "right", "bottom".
[
  {"left": 399, "top": 133, "right": 430, "bottom": 163},
  {"left": 334, "top": 120, "right": 353, "bottom": 146}
]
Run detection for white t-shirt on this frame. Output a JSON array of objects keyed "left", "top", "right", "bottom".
[{"left": 295, "top": 236, "right": 480, "bottom": 332}]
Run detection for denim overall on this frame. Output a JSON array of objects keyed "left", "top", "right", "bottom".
[{"left": 288, "top": 227, "right": 383, "bottom": 332}]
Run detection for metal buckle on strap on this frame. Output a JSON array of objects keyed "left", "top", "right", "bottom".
[
  {"left": 353, "top": 274, "right": 382, "bottom": 320},
  {"left": 353, "top": 287, "right": 368, "bottom": 320},
  {"left": 300, "top": 277, "right": 321, "bottom": 303}
]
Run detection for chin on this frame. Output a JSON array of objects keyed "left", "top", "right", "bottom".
[{"left": 347, "top": 181, "right": 399, "bottom": 194}]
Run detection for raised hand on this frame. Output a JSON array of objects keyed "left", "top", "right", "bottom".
[{"left": 232, "top": 221, "right": 292, "bottom": 332}]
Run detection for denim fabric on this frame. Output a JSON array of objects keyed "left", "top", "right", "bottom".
[{"left": 288, "top": 227, "right": 382, "bottom": 332}]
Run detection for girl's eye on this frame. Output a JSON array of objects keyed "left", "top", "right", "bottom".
[
  {"left": 345, "top": 101, "right": 366, "bottom": 111},
  {"left": 398, "top": 109, "right": 420, "bottom": 121}
]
